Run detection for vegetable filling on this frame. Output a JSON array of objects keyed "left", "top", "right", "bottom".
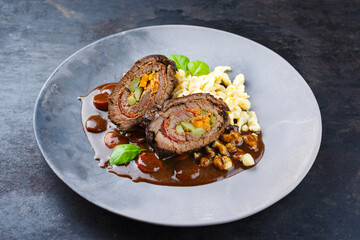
[
  {"left": 175, "top": 107, "right": 217, "bottom": 136},
  {"left": 127, "top": 71, "right": 159, "bottom": 106}
]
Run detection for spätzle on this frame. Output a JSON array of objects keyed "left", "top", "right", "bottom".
[{"left": 172, "top": 67, "right": 260, "bottom": 132}]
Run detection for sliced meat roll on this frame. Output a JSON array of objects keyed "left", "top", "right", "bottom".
[
  {"left": 146, "top": 93, "right": 230, "bottom": 155},
  {"left": 108, "top": 55, "right": 177, "bottom": 130}
]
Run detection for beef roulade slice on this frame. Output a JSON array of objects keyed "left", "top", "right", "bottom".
[
  {"left": 146, "top": 93, "right": 230, "bottom": 155},
  {"left": 108, "top": 55, "right": 177, "bottom": 130}
]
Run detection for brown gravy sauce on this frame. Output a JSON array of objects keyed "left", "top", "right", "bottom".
[{"left": 79, "top": 83, "right": 265, "bottom": 186}]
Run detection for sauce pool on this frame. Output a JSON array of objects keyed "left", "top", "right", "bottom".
[{"left": 79, "top": 83, "right": 265, "bottom": 186}]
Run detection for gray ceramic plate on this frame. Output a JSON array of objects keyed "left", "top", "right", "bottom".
[{"left": 34, "top": 25, "right": 322, "bottom": 226}]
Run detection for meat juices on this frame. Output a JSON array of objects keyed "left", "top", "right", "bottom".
[
  {"left": 86, "top": 115, "right": 107, "bottom": 133},
  {"left": 93, "top": 93, "right": 110, "bottom": 111},
  {"left": 104, "top": 131, "right": 129, "bottom": 148},
  {"left": 79, "top": 83, "right": 265, "bottom": 186}
]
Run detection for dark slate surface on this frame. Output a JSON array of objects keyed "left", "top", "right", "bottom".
[{"left": 0, "top": 0, "right": 359, "bottom": 239}]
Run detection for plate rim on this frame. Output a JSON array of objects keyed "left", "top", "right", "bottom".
[{"left": 33, "top": 24, "right": 322, "bottom": 227}]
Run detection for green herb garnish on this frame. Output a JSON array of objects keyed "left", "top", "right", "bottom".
[
  {"left": 109, "top": 144, "right": 147, "bottom": 165},
  {"left": 167, "top": 55, "right": 210, "bottom": 76},
  {"left": 187, "top": 60, "right": 210, "bottom": 76},
  {"left": 167, "top": 55, "right": 190, "bottom": 73}
]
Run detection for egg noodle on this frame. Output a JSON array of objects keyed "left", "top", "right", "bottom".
[{"left": 172, "top": 66, "right": 260, "bottom": 132}]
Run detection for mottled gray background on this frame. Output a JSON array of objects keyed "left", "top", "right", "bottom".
[{"left": 0, "top": 0, "right": 359, "bottom": 239}]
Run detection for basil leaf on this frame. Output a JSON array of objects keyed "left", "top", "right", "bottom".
[
  {"left": 167, "top": 54, "right": 190, "bottom": 72},
  {"left": 187, "top": 61, "right": 210, "bottom": 76},
  {"left": 109, "top": 144, "right": 145, "bottom": 165}
]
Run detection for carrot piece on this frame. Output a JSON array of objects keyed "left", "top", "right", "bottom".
[
  {"left": 148, "top": 72, "right": 154, "bottom": 80},
  {"left": 139, "top": 74, "right": 148, "bottom": 88},
  {"left": 190, "top": 115, "right": 211, "bottom": 130},
  {"left": 187, "top": 107, "right": 201, "bottom": 115}
]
